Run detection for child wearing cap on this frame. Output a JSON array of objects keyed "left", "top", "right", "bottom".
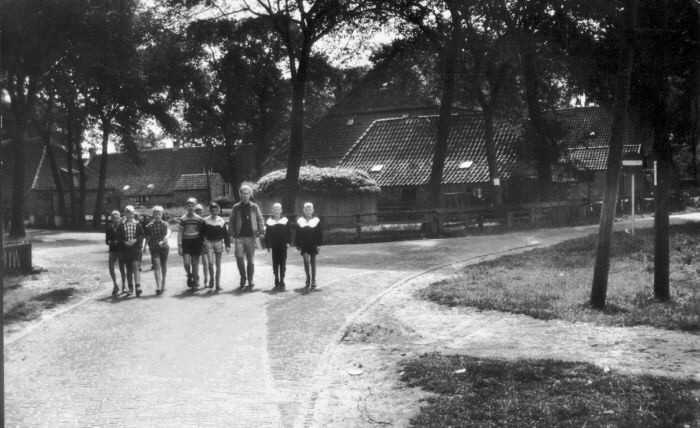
[
  {"left": 295, "top": 202, "right": 322, "bottom": 290},
  {"left": 203, "top": 202, "right": 230, "bottom": 291},
  {"left": 145, "top": 205, "right": 171, "bottom": 295},
  {"left": 119, "top": 205, "right": 145, "bottom": 296},
  {"left": 106, "top": 210, "right": 126, "bottom": 296},
  {"left": 179, "top": 197, "right": 205, "bottom": 289},
  {"left": 264, "top": 202, "right": 290, "bottom": 290}
]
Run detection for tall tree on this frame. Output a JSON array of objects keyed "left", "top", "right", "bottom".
[
  {"left": 379, "top": 0, "right": 466, "bottom": 225},
  {"left": 500, "top": 0, "right": 573, "bottom": 200},
  {"left": 460, "top": 0, "right": 522, "bottom": 210},
  {"left": 590, "top": 0, "right": 638, "bottom": 309},
  {"left": 33, "top": 89, "right": 67, "bottom": 223},
  {"left": 241, "top": 0, "right": 376, "bottom": 211},
  {"left": 630, "top": 0, "right": 698, "bottom": 300},
  {"left": 169, "top": 0, "right": 376, "bottom": 210},
  {"left": 79, "top": 2, "right": 182, "bottom": 227},
  {"left": 0, "top": 0, "right": 82, "bottom": 237}
]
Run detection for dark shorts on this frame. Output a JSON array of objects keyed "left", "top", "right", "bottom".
[
  {"left": 299, "top": 244, "right": 318, "bottom": 256},
  {"left": 182, "top": 237, "right": 203, "bottom": 256},
  {"left": 150, "top": 245, "right": 169, "bottom": 267},
  {"left": 121, "top": 244, "right": 141, "bottom": 262}
]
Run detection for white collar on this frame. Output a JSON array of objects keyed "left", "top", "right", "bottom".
[
  {"left": 266, "top": 217, "right": 288, "bottom": 226},
  {"left": 297, "top": 216, "right": 319, "bottom": 228}
]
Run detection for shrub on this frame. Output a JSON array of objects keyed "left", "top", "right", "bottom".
[{"left": 256, "top": 166, "right": 381, "bottom": 195}]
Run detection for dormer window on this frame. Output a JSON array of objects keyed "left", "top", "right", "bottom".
[
  {"left": 346, "top": 118, "right": 355, "bottom": 126},
  {"left": 458, "top": 160, "right": 473, "bottom": 169},
  {"left": 122, "top": 185, "right": 130, "bottom": 191},
  {"left": 588, "top": 131, "right": 597, "bottom": 138},
  {"left": 370, "top": 164, "right": 384, "bottom": 172},
  {"left": 147, "top": 183, "right": 155, "bottom": 189}
]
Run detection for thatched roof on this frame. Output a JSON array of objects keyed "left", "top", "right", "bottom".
[{"left": 256, "top": 166, "right": 381, "bottom": 195}]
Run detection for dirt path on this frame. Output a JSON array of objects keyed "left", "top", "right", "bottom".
[{"left": 307, "top": 242, "right": 700, "bottom": 427}]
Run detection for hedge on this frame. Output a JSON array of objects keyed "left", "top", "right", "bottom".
[{"left": 256, "top": 166, "right": 380, "bottom": 195}]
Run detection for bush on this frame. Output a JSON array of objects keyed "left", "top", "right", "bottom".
[{"left": 256, "top": 166, "right": 381, "bottom": 195}]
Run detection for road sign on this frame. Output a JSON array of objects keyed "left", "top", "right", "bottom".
[
  {"left": 622, "top": 152, "right": 643, "bottom": 169},
  {"left": 622, "top": 159, "right": 643, "bottom": 167}
]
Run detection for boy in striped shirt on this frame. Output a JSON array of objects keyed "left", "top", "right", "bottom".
[{"left": 178, "top": 197, "right": 205, "bottom": 289}]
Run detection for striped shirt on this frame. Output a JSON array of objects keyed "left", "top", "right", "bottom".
[{"left": 179, "top": 214, "right": 204, "bottom": 240}]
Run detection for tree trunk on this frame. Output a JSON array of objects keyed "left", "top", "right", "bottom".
[
  {"left": 653, "top": 147, "right": 672, "bottom": 301},
  {"left": 427, "top": 10, "right": 460, "bottom": 222},
  {"left": 283, "top": 48, "right": 310, "bottom": 214},
  {"left": 77, "top": 128, "right": 87, "bottom": 227},
  {"left": 93, "top": 117, "right": 111, "bottom": 228},
  {"left": 44, "top": 129, "right": 66, "bottom": 223},
  {"left": 692, "top": 2, "right": 700, "bottom": 185},
  {"left": 65, "top": 111, "right": 78, "bottom": 227},
  {"left": 482, "top": 105, "right": 503, "bottom": 209},
  {"left": 40, "top": 95, "right": 66, "bottom": 223},
  {"left": 590, "top": 0, "right": 638, "bottom": 309},
  {"left": 9, "top": 110, "right": 27, "bottom": 238},
  {"left": 521, "top": 44, "right": 553, "bottom": 200},
  {"left": 652, "top": 0, "right": 671, "bottom": 301}
]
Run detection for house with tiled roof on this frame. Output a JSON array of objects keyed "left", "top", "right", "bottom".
[
  {"left": 27, "top": 145, "right": 241, "bottom": 226},
  {"left": 81, "top": 146, "right": 235, "bottom": 207},
  {"left": 550, "top": 107, "right": 651, "bottom": 202},
  {"left": 263, "top": 54, "right": 442, "bottom": 172},
  {"left": 333, "top": 106, "right": 652, "bottom": 210},
  {"left": 337, "top": 113, "right": 523, "bottom": 209}
]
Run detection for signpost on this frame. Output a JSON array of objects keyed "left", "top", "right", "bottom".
[{"left": 622, "top": 153, "right": 644, "bottom": 234}]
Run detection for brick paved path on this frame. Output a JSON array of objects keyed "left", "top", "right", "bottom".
[{"left": 6, "top": 216, "right": 696, "bottom": 427}]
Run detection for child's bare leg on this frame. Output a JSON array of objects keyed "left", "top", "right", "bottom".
[
  {"left": 119, "top": 259, "right": 126, "bottom": 290},
  {"left": 152, "top": 254, "right": 162, "bottom": 290},
  {"left": 202, "top": 252, "right": 209, "bottom": 285},
  {"left": 303, "top": 254, "right": 310, "bottom": 286},
  {"left": 192, "top": 255, "right": 200, "bottom": 286},
  {"left": 215, "top": 252, "right": 222, "bottom": 289},
  {"left": 310, "top": 254, "right": 317, "bottom": 286},
  {"left": 108, "top": 253, "right": 118, "bottom": 287},
  {"left": 161, "top": 252, "right": 168, "bottom": 290}
]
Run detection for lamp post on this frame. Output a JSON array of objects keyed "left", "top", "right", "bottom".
[{"left": 0, "top": 86, "right": 11, "bottom": 428}]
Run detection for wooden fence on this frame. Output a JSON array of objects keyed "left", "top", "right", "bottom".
[
  {"left": 3, "top": 240, "right": 32, "bottom": 275},
  {"left": 268, "top": 200, "right": 594, "bottom": 244}
]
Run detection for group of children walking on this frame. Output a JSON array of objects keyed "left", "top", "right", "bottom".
[{"left": 105, "top": 183, "right": 322, "bottom": 297}]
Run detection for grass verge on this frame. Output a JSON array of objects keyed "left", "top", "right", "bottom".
[
  {"left": 420, "top": 223, "right": 700, "bottom": 332},
  {"left": 3, "top": 287, "right": 78, "bottom": 324},
  {"left": 401, "top": 353, "right": 700, "bottom": 428}
]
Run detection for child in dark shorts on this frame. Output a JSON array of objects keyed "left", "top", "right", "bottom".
[
  {"left": 264, "top": 202, "right": 290, "bottom": 290},
  {"left": 106, "top": 210, "right": 126, "bottom": 296},
  {"left": 194, "top": 203, "right": 209, "bottom": 286},
  {"left": 295, "top": 202, "right": 322, "bottom": 290},
  {"left": 119, "top": 205, "right": 145, "bottom": 296},
  {"left": 203, "top": 202, "right": 230, "bottom": 291},
  {"left": 145, "top": 205, "right": 171, "bottom": 295},
  {"left": 178, "top": 197, "right": 205, "bottom": 289}
]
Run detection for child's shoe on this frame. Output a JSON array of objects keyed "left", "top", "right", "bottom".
[
  {"left": 112, "top": 286, "right": 119, "bottom": 297},
  {"left": 136, "top": 285, "right": 142, "bottom": 297}
]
